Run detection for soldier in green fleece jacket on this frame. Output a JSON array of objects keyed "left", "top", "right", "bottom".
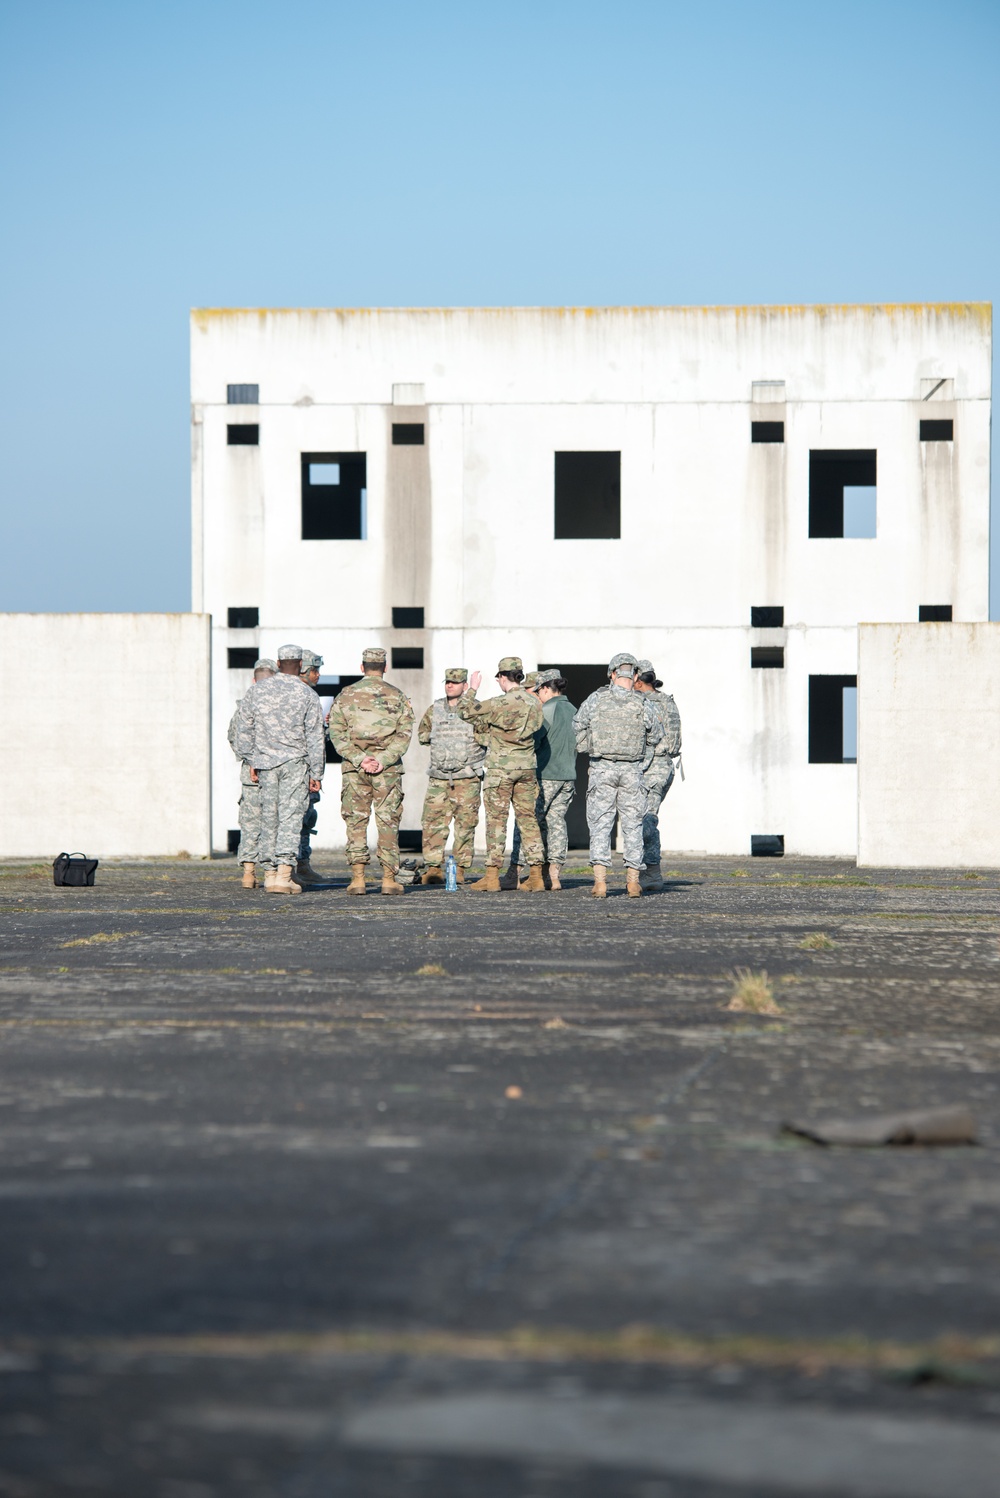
[{"left": 506, "top": 667, "right": 578, "bottom": 891}]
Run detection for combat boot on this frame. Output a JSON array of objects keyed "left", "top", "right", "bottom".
[
  {"left": 548, "top": 863, "right": 562, "bottom": 890},
  {"left": 518, "top": 866, "right": 551, "bottom": 890},
  {"left": 241, "top": 862, "right": 257, "bottom": 889},
  {"left": 269, "top": 864, "right": 302, "bottom": 894},
  {"left": 626, "top": 868, "right": 643, "bottom": 898},
  {"left": 498, "top": 864, "right": 520, "bottom": 890},
  {"left": 591, "top": 866, "right": 608, "bottom": 899},
  {"left": 469, "top": 867, "right": 501, "bottom": 892},
  {"left": 523, "top": 864, "right": 547, "bottom": 892},
  {"left": 454, "top": 866, "right": 465, "bottom": 884},
  {"left": 295, "top": 859, "right": 322, "bottom": 885},
  {"left": 640, "top": 863, "right": 664, "bottom": 891},
  {"left": 347, "top": 862, "right": 367, "bottom": 896},
  {"left": 422, "top": 866, "right": 445, "bottom": 885},
  {"left": 262, "top": 865, "right": 278, "bottom": 891},
  {"left": 381, "top": 866, "right": 404, "bottom": 895}
]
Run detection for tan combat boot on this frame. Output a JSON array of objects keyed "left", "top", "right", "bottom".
[
  {"left": 347, "top": 862, "right": 367, "bottom": 896},
  {"left": 498, "top": 864, "right": 520, "bottom": 890},
  {"left": 523, "top": 864, "right": 547, "bottom": 892},
  {"left": 548, "top": 863, "right": 562, "bottom": 890},
  {"left": 626, "top": 868, "right": 643, "bottom": 898},
  {"left": 591, "top": 866, "right": 608, "bottom": 899},
  {"left": 269, "top": 864, "right": 302, "bottom": 894},
  {"left": 241, "top": 862, "right": 257, "bottom": 889},
  {"left": 263, "top": 865, "right": 278, "bottom": 891},
  {"left": 454, "top": 866, "right": 465, "bottom": 884},
  {"left": 422, "top": 866, "right": 445, "bottom": 885},
  {"left": 295, "top": 858, "right": 322, "bottom": 885},
  {"left": 469, "top": 867, "right": 501, "bottom": 892},
  {"left": 640, "top": 863, "right": 664, "bottom": 891},
  {"left": 381, "top": 866, "right": 404, "bottom": 895}
]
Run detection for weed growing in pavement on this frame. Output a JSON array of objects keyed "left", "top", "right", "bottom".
[
  {"left": 726, "top": 968, "right": 781, "bottom": 1016},
  {"left": 799, "top": 932, "right": 836, "bottom": 951},
  {"left": 731, "top": 869, "right": 750, "bottom": 878},
  {"left": 59, "top": 931, "right": 139, "bottom": 949},
  {"left": 415, "top": 963, "right": 448, "bottom": 977}
]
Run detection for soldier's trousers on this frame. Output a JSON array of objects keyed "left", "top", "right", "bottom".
[
  {"left": 484, "top": 767, "right": 543, "bottom": 868},
  {"left": 258, "top": 758, "right": 311, "bottom": 869},
  {"left": 587, "top": 759, "right": 644, "bottom": 870},
  {"left": 237, "top": 779, "right": 262, "bottom": 864},
  {"left": 641, "top": 760, "right": 675, "bottom": 868},
  {"left": 342, "top": 765, "right": 403, "bottom": 869},
  {"left": 421, "top": 777, "right": 481, "bottom": 868},
  {"left": 298, "top": 789, "right": 321, "bottom": 862},
  {"left": 513, "top": 778, "right": 576, "bottom": 867}
]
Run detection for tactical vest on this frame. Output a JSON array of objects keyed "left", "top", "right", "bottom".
[
  {"left": 649, "top": 691, "right": 682, "bottom": 756},
  {"left": 428, "top": 699, "right": 485, "bottom": 779},
  {"left": 587, "top": 688, "right": 649, "bottom": 761}
]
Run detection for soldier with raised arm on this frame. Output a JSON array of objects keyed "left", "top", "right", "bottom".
[
  {"left": 327, "top": 647, "right": 414, "bottom": 896},
  {"left": 417, "top": 667, "right": 486, "bottom": 885}
]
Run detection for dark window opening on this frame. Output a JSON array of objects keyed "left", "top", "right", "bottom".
[
  {"left": 751, "top": 646, "right": 784, "bottom": 669},
  {"left": 227, "top": 607, "right": 259, "bottom": 629},
  {"left": 539, "top": 663, "right": 610, "bottom": 848},
  {"left": 392, "top": 423, "right": 425, "bottom": 445},
  {"left": 227, "top": 829, "right": 241, "bottom": 854},
  {"left": 920, "top": 419, "right": 954, "bottom": 442},
  {"left": 398, "top": 830, "right": 424, "bottom": 852},
  {"left": 809, "top": 675, "right": 858, "bottom": 763},
  {"left": 227, "top": 424, "right": 259, "bottom": 446},
  {"left": 316, "top": 675, "right": 363, "bottom": 762},
  {"left": 809, "top": 450, "right": 877, "bottom": 538},
  {"left": 392, "top": 607, "right": 425, "bottom": 629},
  {"left": 227, "top": 647, "right": 258, "bottom": 669},
  {"left": 919, "top": 604, "right": 953, "bottom": 622},
  {"left": 391, "top": 647, "right": 424, "bottom": 670},
  {"left": 751, "top": 606, "right": 784, "bottom": 628},
  {"left": 751, "top": 421, "right": 784, "bottom": 443},
  {"left": 302, "top": 452, "right": 367, "bottom": 540},
  {"left": 751, "top": 834, "right": 785, "bottom": 857},
  {"left": 227, "top": 384, "right": 259, "bottom": 404},
  {"left": 555, "top": 452, "right": 621, "bottom": 539}
]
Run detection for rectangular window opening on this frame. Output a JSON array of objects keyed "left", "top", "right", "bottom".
[
  {"left": 539, "top": 663, "right": 611, "bottom": 848},
  {"left": 920, "top": 419, "right": 954, "bottom": 442},
  {"left": 227, "top": 647, "right": 259, "bottom": 669},
  {"left": 751, "top": 606, "right": 784, "bottom": 628},
  {"left": 809, "top": 450, "right": 876, "bottom": 538},
  {"left": 391, "top": 647, "right": 424, "bottom": 670},
  {"left": 227, "top": 607, "right": 259, "bottom": 629},
  {"left": 227, "top": 384, "right": 259, "bottom": 405},
  {"left": 919, "top": 604, "right": 953, "bottom": 622},
  {"left": 751, "top": 646, "right": 784, "bottom": 669},
  {"left": 809, "top": 674, "right": 858, "bottom": 763},
  {"left": 554, "top": 451, "right": 621, "bottom": 539},
  {"left": 751, "top": 421, "right": 784, "bottom": 444},
  {"left": 751, "top": 834, "right": 784, "bottom": 857},
  {"left": 302, "top": 452, "right": 366, "bottom": 540},
  {"left": 392, "top": 423, "right": 425, "bottom": 445},
  {"left": 392, "top": 607, "right": 425, "bottom": 629},
  {"left": 227, "top": 424, "right": 259, "bottom": 446}
]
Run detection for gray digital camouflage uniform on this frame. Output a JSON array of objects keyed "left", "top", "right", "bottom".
[
  {"left": 298, "top": 652, "right": 325, "bottom": 863},
  {"left": 574, "top": 685, "right": 662, "bottom": 870},
  {"left": 641, "top": 689, "right": 682, "bottom": 867},
  {"left": 228, "top": 702, "right": 262, "bottom": 863},
  {"left": 235, "top": 675, "right": 325, "bottom": 869}
]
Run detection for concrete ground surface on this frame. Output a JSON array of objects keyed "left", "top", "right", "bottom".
[{"left": 0, "top": 853, "right": 999, "bottom": 1496}]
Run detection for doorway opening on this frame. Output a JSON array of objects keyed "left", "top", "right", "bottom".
[{"left": 538, "top": 662, "right": 609, "bottom": 849}]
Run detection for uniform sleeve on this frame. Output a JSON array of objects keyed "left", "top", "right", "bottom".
[
  {"left": 573, "top": 694, "right": 593, "bottom": 751},
  {"left": 457, "top": 689, "right": 495, "bottom": 727},
  {"left": 379, "top": 693, "right": 415, "bottom": 769},
  {"left": 234, "top": 692, "right": 255, "bottom": 761},
  {"left": 304, "top": 692, "right": 326, "bottom": 780},
  {"left": 417, "top": 705, "right": 433, "bottom": 745},
  {"left": 645, "top": 701, "right": 665, "bottom": 749},
  {"left": 327, "top": 694, "right": 365, "bottom": 769},
  {"left": 227, "top": 708, "right": 240, "bottom": 757}
]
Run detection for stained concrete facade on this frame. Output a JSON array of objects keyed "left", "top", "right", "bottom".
[{"left": 192, "top": 304, "right": 991, "bottom": 857}]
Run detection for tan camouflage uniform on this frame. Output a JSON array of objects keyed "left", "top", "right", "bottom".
[
  {"left": 458, "top": 664, "right": 545, "bottom": 868},
  {"left": 574, "top": 677, "right": 662, "bottom": 870},
  {"left": 418, "top": 672, "right": 486, "bottom": 869},
  {"left": 235, "top": 665, "right": 325, "bottom": 870},
  {"left": 328, "top": 665, "right": 414, "bottom": 873}
]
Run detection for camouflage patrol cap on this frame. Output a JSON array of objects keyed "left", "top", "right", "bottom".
[
  {"left": 635, "top": 659, "right": 654, "bottom": 677},
  {"left": 300, "top": 650, "right": 324, "bottom": 673},
  {"left": 362, "top": 647, "right": 387, "bottom": 665},
  {"left": 524, "top": 672, "right": 541, "bottom": 691},
  {"left": 444, "top": 668, "right": 468, "bottom": 683},
  {"left": 253, "top": 657, "right": 277, "bottom": 674},
  {"left": 609, "top": 651, "right": 638, "bottom": 676},
  {"left": 536, "top": 668, "right": 562, "bottom": 687},
  {"left": 278, "top": 643, "right": 305, "bottom": 661},
  {"left": 497, "top": 656, "right": 522, "bottom": 674}
]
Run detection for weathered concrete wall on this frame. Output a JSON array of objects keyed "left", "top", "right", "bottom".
[
  {"left": 0, "top": 614, "right": 211, "bottom": 858},
  {"left": 858, "top": 623, "right": 1000, "bottom": 867}
]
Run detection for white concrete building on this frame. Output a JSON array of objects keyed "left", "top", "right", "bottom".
[{"left": 191, "top": 303, "right": 991, "bottom": 859}]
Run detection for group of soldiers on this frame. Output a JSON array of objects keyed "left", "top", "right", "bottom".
[{"left": 230, "top": 645, "right": 681, "bottom": 898}]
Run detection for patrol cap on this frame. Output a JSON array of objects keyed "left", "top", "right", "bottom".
[
  {"left": 609, "top": 651, "right": 638, "bottom": 676},
  {"left": 362, "top": 647, "right": 387, "bottom": 665},
  {"left": 524, "top": 672, "right": 541, "bottom": 691},
  {"left": 300, "top": 650, "right": 324, "bottom": 673},
  {"left": 278, "top": 643, "right": 305, "bottom": 661},
  {"left": 254, "top": 657, "right": 277, "bottom": 674},
  {"left": 536, "top": 668, "right": 562, "bottom": 687},
  {"left": 444, "top": 667, "right": 468, "bottom": 683},
  {"left": 497, "top": 656, "right": 522, "bottom": 674},
  {"left": 635, "top": 659, "right": 654, "bottom": 677}
]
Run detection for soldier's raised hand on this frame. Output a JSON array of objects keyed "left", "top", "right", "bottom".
[{"left": 468, "top": 670, "right": 482, "bottom": 692}]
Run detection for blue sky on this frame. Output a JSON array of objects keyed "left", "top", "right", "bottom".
[{"left": 1, "top": 0, "right": 997, "bottom": 613}]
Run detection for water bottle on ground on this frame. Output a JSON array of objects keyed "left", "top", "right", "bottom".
[{"left": 445, "top": 854, "right": 457, "bottom": 892}]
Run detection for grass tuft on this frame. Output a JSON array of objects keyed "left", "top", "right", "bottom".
[
  {"left": 798, "top": 932, "right": 835, "bottom": 951},
  {"left": 726, "top": 968, "right": 781, "bottom": 1016},
  {"left": 415, "top": 963, "right": 448, "bottom": 977},
  {"left": 59, "top": 931, "right": 137, "bottom": 949},
  {"left": 731, "top": 869, "right": 750, "bottom": 879}
]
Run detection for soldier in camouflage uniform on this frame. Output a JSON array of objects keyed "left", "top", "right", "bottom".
[
  {"left": 417, "top": 667, "right": 486, "bottom": 884},
  {"left": 501, "top": 670, "right": 544, "bottom": 888},
  {"left": 458, "top": 657, "right": 547, "bottom": 893},
  {"left": 228, "top": 658, "right": 276, "bottom": 888},
  {"left": 573, "top": 652, "right": 663, "bottom": 899},
  {"left": 235, "top": 645, "right": 325, "bottom": 894},
  {"left": 327, "top": 646, "right": 414, "bottom": 896},
  {"left": 634, "top": 659, "right": 683, "bottom": 890},
  {"left": 295, "top": 649, "right": 325, "bottom": 885}
]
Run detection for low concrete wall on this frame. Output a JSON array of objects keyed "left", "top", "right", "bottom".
[
  {"left": 0, "top": 614, "right": 211, "bottom": 858},
  {"left": 858, "top": 623, "right": 1000, "bottom": 867}
]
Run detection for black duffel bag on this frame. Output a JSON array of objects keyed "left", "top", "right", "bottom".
[{"left": 53, "top": 853, "right": 99, "bottom": 887}]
